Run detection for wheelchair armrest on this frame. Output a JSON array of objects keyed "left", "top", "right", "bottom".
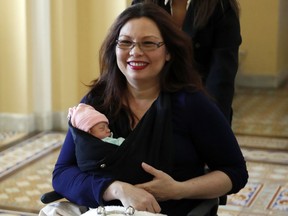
[
  {"left": 187, "top": 198, "right": 219, "bottom": 216},
  {"left": 40, "top": 190, "right": 63, "bottom": 204}
]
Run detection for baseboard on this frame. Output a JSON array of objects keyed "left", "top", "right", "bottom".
[
  {"left": 0, "top": 113, "right": 35, "bottom": 133},
  {"left": 236, "top": 71, "right": 288, "bottom": 88},
  {"left": 0, "top": 112, "right": 68, "bottom": 132}
]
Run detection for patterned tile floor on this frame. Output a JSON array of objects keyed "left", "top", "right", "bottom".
[
  {"left": 218, "top": 160, "right": 288, "bottom": 216},
  {"left": 0, "top": 134, "right": 287, "bottom": 216},
  {"left": 0, "top": 132, "right": 65, "bottom": 216},
  {"left": 0, "top": 83, "right": 287, "bottom": 216},
  {"left": 232, "top": 83, "right": 288, "bottom": 138},
  {"left": 0, "top": 132, "right": 28, "bottom": 150}
]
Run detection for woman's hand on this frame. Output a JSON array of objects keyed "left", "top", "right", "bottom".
[
  {"left": 137, "top": 163, "right": 234, "bottom": 201},
  {"left": 135, "top": 162, "right": 181, "bottom": 201},
  {"left": 103, "top": 180, "right": 161, "bottom": 213}
]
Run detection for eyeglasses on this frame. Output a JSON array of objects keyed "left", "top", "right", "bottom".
[{"left": 116, "top": 39, "right": 165, "bottom": 51}]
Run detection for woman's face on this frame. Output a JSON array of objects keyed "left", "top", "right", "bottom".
[{"left": 116, "top": 17, "right": 170, "bottom": 87}]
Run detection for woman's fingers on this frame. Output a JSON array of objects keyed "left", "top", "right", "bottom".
[{"left": 141, "top": 162, "right": 162, "bottom": 177}]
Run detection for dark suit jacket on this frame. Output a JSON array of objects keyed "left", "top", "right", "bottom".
[{"left": 132, "top": 0, "right": 241, "bottom": 122}]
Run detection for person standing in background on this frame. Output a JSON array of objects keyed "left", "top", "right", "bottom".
[{"left": 132, "top": 0, "right": 241, "bottom": 124}]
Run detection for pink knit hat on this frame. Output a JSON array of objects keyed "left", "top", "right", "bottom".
[{"left": 68, "top": 103, "right": 109, "bottom": 132}]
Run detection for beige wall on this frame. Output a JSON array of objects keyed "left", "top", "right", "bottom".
[
  {"left": 0, "top": 0, "right": 127, "bottom": 131},
  {"left": 237, "top": 0, "right": 288, "bottom": 87},
  {"left": 51, "top": 0, "right": 127, "bottom": 112},
  {"left": 0, "top": 0, "right": 31, "bottom": 113}
]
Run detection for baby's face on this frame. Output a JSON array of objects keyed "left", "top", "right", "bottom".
[{"left": 90, "top": 122, "right": 111, "bottom": 139}]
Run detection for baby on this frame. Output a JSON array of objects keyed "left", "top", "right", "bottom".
[{"left": 68, "top": 103, "right": 124, "bottom": 146}]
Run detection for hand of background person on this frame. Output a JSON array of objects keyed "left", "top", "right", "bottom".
[
  {"left": 103, "top": 180, "right": 161, "bottom": 213},
  {"left": 135, "top": 162, "right": 181, "bottom": 201}
]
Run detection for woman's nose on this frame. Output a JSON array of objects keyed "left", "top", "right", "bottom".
[{"left": 129, "top": 44, "right": 144, "bottom": 56}]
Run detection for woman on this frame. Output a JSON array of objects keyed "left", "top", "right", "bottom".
[
  {"left": 51, "top": 3, "right": 248, "bottom": 216},
  {"left": 132, "top": 0, "right": 241, "bottom": 123}
]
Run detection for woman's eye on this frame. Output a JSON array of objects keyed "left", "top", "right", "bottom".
[
  {"left": 142, "top": 41, "right": 156, "bottom": 47},
  {"left": 119, "top": 40, "right": 133, "bottom": 46}
]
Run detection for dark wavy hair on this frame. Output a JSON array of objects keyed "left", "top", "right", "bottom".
[{"left": 86, "top": 3, "right": 203, "bottom": 118}]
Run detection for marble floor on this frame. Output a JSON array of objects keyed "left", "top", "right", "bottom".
[
  {"left": 0, "top": 83, "right": 287, "bottom": 216},
  {"left": 232, "top": 84, "right": 288, "bottom": 138}
]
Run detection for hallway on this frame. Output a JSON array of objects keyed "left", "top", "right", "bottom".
[{"left": 0, "top": 83, "right": 288, "bottom": 216}]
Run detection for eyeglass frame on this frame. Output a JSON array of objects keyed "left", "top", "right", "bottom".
[{"left": 116, "top": 39, "right": 165, "bottom": 51}]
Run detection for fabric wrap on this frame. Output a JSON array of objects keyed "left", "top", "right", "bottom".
[{"left": 70, "top": 92, "right": 174, "bottom": 184}]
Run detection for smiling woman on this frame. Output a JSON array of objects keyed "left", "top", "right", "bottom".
[{"left": 40, "top": 3, "right": 248, "bottom": 216}]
